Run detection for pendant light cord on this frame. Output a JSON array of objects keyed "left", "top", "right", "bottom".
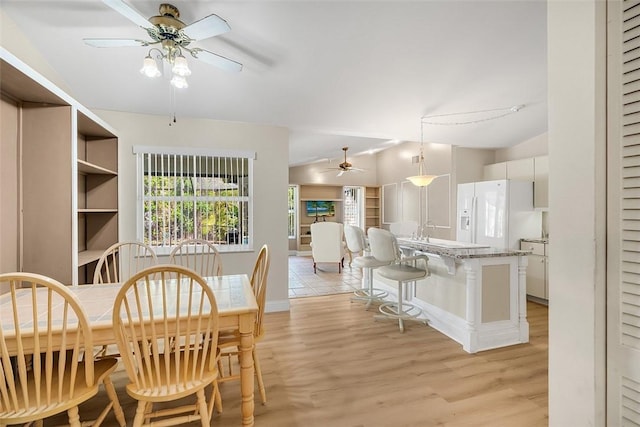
[{"left": 421, "top": 105, "right": 524, "bottom": 126}]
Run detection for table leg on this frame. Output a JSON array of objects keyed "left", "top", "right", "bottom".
[{"left": 239, "top": 317, "right": 255, "bottom": 426}]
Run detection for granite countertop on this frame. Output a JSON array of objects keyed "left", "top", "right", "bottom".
[
  {"left": 521, "top": 237, "right": 549, "bottom": 244},
  {"left": 396, "top": 238, "right": 526, "bottom": 260}
]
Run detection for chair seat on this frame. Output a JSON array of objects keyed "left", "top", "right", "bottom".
[
  {"left": 352, "top": 255, "right": 390, "bottom": 269},
  {"left": 378, "top": 264, "right": 427, "bottom": 282},
  {"left": 2, "top": 358, "right": 118, "bottom": 424}
]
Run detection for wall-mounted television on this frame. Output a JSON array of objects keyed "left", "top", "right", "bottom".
[{"left": 306, "top": 200, "right": 336, "bottom": 217}]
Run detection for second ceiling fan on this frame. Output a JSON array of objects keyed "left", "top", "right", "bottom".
[{"left": 325, "top": 147, "right": 366, "bottom": 177}]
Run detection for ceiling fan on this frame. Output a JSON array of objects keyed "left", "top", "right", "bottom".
[
  {"left": 84, "top": 0, "right": 242, "bottom": 76},
  {"left": 325, "top": 147, "right": 366, "bottom": 177}
]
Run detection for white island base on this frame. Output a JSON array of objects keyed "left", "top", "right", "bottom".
[{"left": 372, "top": 240, "right": 529, "bottom": 354}]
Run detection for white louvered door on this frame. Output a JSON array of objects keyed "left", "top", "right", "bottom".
[{"left": 608, "top": 1, "right": 640, "bottom": 424}]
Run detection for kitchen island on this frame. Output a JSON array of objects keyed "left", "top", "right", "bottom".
[{"left": 372, "top": 238, "right": 529, "bottom": 353}]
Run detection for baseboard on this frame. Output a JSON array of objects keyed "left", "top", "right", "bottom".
[{"left": 265, "top": 299, "right": 290, "bottom": 313}]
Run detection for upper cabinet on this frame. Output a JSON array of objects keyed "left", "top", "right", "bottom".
[
  {"left": 483, "top": 162, "right": 507, "bottom": 181},
  {"left": 1, "top": 49, "right": 119, "bottom": 285},
  {"left": 483, "top": 155, "right": 549, "bottom": 210},
  {"left": 506, "top": 158, "right": 534, "bottom": 181}
]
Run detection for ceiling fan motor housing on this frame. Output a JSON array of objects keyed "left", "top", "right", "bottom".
[{"left": 147, "top": 3, "right": 192, "bottom": 47}]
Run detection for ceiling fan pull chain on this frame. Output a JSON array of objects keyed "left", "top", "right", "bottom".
[{"left": 169, "top": 85, "right": 177, "bottom": 125}]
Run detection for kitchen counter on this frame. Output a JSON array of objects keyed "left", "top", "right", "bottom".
[
  {"left": 396, "top": 237, "right": 525, "bottom": 260},
  {"left": 372, "top": 237, "right": 529, "bottom": 353},
  {"left": 520, "top": 237, "right": 549, "bottom": 244}
]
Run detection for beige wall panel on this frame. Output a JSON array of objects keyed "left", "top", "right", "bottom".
[
  {"left": 85, "top": 175, "right": 117, "bottom": 209},
  {"left": 21, "top": 105, "right": 73, "bottom": 283},
  {"left": 452, "top": 147, "right": 495, "bottom": 185},
  {"left": 0, "top": 96, "right": 20, "bottom": 286},
  {"left": 481, "top": 264, "right": 510, "bottom": 322},
  {"left": 85, "top": 214, "right": 118, "bottom": 252},
  {"left": 85, "top": 137, "right": 118, "bottom": 171}
]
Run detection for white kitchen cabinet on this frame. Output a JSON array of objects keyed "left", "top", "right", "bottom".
[
  {"left": 506, "top": 158, "right": 534, "bottom": 181},
  {"left": 520, "top": 240, "right": 548, "bottom": 302},
  {"left": 483, "top": 162, "right": 507, "bottom": 180}
]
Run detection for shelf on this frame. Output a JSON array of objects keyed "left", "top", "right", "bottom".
[
  {"left": 78, "top": 159, "right": 117, "bottom": 175},
  {"left": 78, "top": 250, "right": 105, "bottom": 267},
  {"left": 78, "top": 209, "right": 118, "bottom": 213},
  {"left": 300, "top": 198, "right": 342, "bottom": 202}
]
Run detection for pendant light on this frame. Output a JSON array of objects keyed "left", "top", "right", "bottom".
[{"left": 406, "top": 117, "right": 438, "bottom": 187}]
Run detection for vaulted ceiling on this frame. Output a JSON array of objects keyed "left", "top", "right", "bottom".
[{"left": 0, "top": 1, "right": 547, "bottom": 166}]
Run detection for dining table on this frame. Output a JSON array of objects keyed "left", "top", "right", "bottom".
[{"left": 0, "top": 273, "right": 259, "bottom": 427}]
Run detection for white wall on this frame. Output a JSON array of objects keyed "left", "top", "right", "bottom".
[
  {"left": 548, "top": 1, "right": 607, "bottom": 425},
  {"left": 494, "top": 132, "right": 548, "bottom": 162},
  {"left": 96, "top": 110, "right": 291, "bottom": 312},
  {"left": 0, "top": 9, "right": 73, "bottom": 96}
]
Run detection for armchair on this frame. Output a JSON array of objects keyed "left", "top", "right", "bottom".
[{"left": 310, "top": 222, "right": 346, "bottom": 273}]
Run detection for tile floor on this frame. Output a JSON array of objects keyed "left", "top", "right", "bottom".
[{"left": 288, "top": 255, "right": 363, "bottom": 298}]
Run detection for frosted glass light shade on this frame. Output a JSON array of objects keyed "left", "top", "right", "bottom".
[
  {"left": 170, "top": 75, "right": 189, "bottom": 89},
  {"left": 172, "top": 55, "right": 191, "bottom": 77},
  {"left": 140, "top": 56, "right": 161, "bottom": 78},
  {"left": 406, "top": 174, "right": 437, "bottom": 187}
]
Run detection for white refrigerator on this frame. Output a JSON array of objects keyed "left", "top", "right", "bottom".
[{"left": 456, "top": 179, "right": 541, "bottom": 249}]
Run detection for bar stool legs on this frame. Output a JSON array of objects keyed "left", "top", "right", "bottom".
[
  {"left": 374, "top": 281, "right": 427, "bottom": 332},
  {"left": 351, "top": 266, "right": 388, "bottom": 309}
]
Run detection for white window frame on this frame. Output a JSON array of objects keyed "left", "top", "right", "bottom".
[
  {"left": 288, "top": 185, "right": 298, "bottom": 239},
  {"left": 134, "top": 145, "right": 255, "bottom": 255}
]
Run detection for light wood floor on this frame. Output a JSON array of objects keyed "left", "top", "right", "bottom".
[{"left": 51, "top": 294, "right": 548, "bottom": 426}]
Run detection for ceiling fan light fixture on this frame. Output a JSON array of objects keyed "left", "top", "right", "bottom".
[
  {"left": 172, "top": 54, "right": 191, "bottom": 77},
  {"left": 140, "top": 55, "right": 161, "bottom": 78},
  {"left": 170, "top": 74, "right": 189, "bottom": 89}
]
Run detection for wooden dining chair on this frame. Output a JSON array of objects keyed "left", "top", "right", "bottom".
[
  {"left": 93, "top": 241, "right": 158, "bottom": 284},
  {"left": 169, "top": 238, "right": 223, "bottom": 277},
  {"left": 0, "top": 272, "right": 126, "bottom": 427},
  {"left": 217, "top": 244, "right": 270, "bottom": 406},
  {"left": 112, "top": 264, "right": 221, "bottom": 427}
]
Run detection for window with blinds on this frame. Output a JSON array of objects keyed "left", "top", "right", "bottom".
[
  {"left": 343, "top": 186, "right": 362, "bottom": 227},
  {"left": 288, "top": 185, "right": 297, "bottom": 238},
  {"left": 134, "top": 147, "right": 254, "bottom": 253}
]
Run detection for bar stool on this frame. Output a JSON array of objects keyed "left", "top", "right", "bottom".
[
  {"left": 344, "top": 225, "right": 389, "bottom": 308},
  {"left": 367, "top": 227, "right": 430, "bottom": 332}
]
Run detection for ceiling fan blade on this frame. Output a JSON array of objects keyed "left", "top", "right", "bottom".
[
  {"left": 102, "top": 0, "right": 152, "bottom": 28},
  {"left": 183, "top": 14, "right": 231, "bottom": 41},
  {"left": 337, "top": 170, "right": 345, "bottom": 177},
  {"left": 84, "top": 38, "right": 147, "bottom": 48},
  {"left": 192, "top": 48, "right": 243, "bottom": 72}
]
